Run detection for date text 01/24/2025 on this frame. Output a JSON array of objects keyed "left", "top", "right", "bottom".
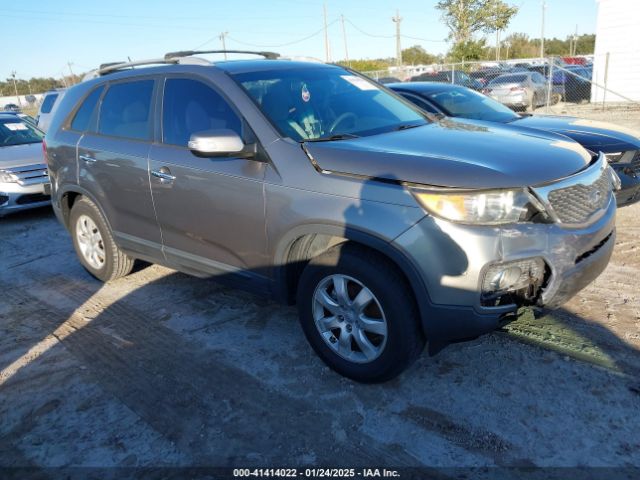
[{"left": 233, "top": 468, "right": 401, "bottom": 478}]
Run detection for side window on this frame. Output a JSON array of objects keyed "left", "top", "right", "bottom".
[
  {"left": 71, "top": 86, "right": 104, "bottom": 132},
  {"left": 162, "top": 78, "right": 242, "bottom": 147},
  {"left": 98, "top": 80, "right": 154, "bottom": 140},
  {"left": 40, "top": 94, "right": 58, "bottom": 114},
  {"left": 400, "top": 93, "right": 439, "bottom": 114}
]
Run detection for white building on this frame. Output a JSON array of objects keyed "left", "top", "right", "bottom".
[{"left": 591, "top": 0, "right": 640, "bottom": 103}]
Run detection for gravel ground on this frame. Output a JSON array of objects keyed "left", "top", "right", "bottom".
[{"left": 1, "top": 113, "right": 639, "bottom": 476}]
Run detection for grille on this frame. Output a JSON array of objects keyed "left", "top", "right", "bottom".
[
  {"left": 547, "top": 168, "right": 611, "bottom": 224},
  {"left": 3, "top": 164, "right": 49, "bottom": 186}
]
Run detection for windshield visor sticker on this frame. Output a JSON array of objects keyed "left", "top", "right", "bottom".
[
  {"left": 3, "top": 123, "right": 29, "bottom": 131},
  {"left": 341, "top": 75, "right": 379, "bottom": 91},
  {"left": 301, "top": 84, "right": 311, "bottom": 102}
]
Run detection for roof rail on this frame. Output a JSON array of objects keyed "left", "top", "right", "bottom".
[
  {"left": 82, "top": 56, "right": 212, "bottom": 81},
  {"left": 97, "top": 57, "right": 180, "bottom": 75},
  {"left": 164, "top": 49, "right": 279, "bottom": 60}
]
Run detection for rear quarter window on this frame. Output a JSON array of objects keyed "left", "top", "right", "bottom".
[
  {"left": 40, "top": 94, "right": 58, "bottom": 114},
  {"left": 70, "top": 86, "right": 104, "bottom": 132},
  {"left": 98, "top": 80, "right": 154, "bottom": 140}
]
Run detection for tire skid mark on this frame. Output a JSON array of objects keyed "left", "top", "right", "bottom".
[
  {"left": 399, "top": 405, "right": 523, "bottom": 467},
  {"left": 0, "top": 278, "right": 425, "bottom": 467}
]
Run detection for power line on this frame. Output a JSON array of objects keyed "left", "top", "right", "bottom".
[
  {"left": 344, "top": 18, "right": 444, "bottom": 43},
  {"left": 225, "top": 20, "right": 339, "bottom": 49},
  {"left": 344, "top": 18, "right": 394, "bottom": 39},
  {"left": 401, "top": 34, "right": 447, "bottom": 43},
  {"left": 0, "top": 8, "right": 319, "bottom": 22}
]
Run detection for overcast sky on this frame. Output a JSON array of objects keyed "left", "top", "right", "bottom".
[{"left": 1, "top": 0, "right": 598, "bottom": 80}]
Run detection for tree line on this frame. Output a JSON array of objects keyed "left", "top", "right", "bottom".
[
  {"left": 337, "top": 33, "right": 595, "bottom": 72},
  {"left": 0, "top": 74, "right": 80, "bottom": 97}
]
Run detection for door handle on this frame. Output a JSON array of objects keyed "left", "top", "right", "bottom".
[
  {"left": 79, "top": 154, "right": 97, "bottom": 164},
  {"left": 151, "top": 169, "right": 176, "bottom": 183}
]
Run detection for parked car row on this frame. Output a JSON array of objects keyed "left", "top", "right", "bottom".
[
  {"left": 411, "top": 61, "right": 594, "bottom": 108},
  {"left": 32, "top": 52, "right": 625, "bottom": 382}
]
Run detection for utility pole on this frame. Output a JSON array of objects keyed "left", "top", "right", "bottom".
[
  {"left": 11, "top": 71, "right": 22, "bottom": 107},
  {"left": 219, "top": 32, "right": 228, "bottom": 59},
  {"left": 392, "top": 10, "right": 402, "bottom": 67},
  {"left": 323, "top": 3, "right": 330, "bottom": 62},
  {"left": 67, "top": 62, "right": 75, "bottom": 85},
  {"left": 540, "top": 0, "right": 546, "bottom": 59},
  {"left": 572, "top": 24, "right": 578, "bottom": 55},
  {"left": 340, "top": 14, "right": 349, "bottom": 65}
]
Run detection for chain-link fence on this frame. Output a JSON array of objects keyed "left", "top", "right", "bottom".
[{"left": 363, "top": 54, "right": 640, "bottom": 117}]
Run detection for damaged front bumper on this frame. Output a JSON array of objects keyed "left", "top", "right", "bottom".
[{"left": 393, "top": 195, "right": 616, "bottom": 347}]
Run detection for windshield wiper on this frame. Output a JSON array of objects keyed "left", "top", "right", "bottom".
[
  {"left": 394, "top": 123, "right": 425, "bottom": 131},
  {"left": 305, "top": 133, "right": 360, "bottom": 142}
]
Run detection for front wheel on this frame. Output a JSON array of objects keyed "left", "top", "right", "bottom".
[{"left": 296, "top": 243, "right": 425, "bottom": 383}]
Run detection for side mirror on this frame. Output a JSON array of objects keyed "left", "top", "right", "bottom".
[{"left": 188, "top": 129, "right": 254, "bottom": 158}]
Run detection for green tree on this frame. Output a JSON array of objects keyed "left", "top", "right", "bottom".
[
  {"left": 401, "top": 45, "right": 438, "bottom": 65},
  {"left": 436, "top": 0, "right": 518, "bottom": 44},
  {"left": 336, "top": 59, "right": 391, "bottom": 72},
  {"left": 449, "top": 38, "right": 488, "bottom": 61}
]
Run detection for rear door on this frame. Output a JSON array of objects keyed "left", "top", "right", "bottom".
[
  {"left": 148, "top": 75, "right": 268, "bottom": 288},
  {"left": 77, "top": 77, "right": 163, "bottom": 257}
]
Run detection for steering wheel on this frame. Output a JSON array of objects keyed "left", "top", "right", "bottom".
[{"left": 328, "top": 112, "right": 357, "bottom": 135}]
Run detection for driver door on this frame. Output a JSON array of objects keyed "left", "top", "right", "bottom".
[{"left": 148, "top": 76, "right": 269, "bottom": 289}]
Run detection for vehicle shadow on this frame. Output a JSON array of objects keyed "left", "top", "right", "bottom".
[{"left": 1, "top": 183, "right": 639, "bottom": 471}]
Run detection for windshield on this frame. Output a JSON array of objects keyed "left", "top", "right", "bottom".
[
  {"left": 232, "top": 66, "right": 428, "bottom": 141},
  {"left": 0, "top": 118, "right": 43, "bottom": 146},
  {"left": 428, "top": 88, "right": 519, "bottom": 123}
]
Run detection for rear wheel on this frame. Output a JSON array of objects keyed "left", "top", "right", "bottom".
[
  {"left": 70, "top": 197, "right": 134, "bottom": 282},
  {"left": 297, "top": 243, "right": 425, "bottom": 383},
  {"left": 528, "top": 93, "right": 539, "bottom": 112}
]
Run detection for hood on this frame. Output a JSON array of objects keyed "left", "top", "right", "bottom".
[
  {"left": 0, "top": 142, "right": 44, "bottom": 169},
  {"left": 513, "top": 115, "right": 640, "bottom": 152},
  {"left": 303, "top": 119, "right": 592, "bottom": 189}
]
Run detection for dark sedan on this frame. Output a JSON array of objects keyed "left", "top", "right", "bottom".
[
  {"left": 388, "top": 82, "right": 640, "bottom": 206},
  {"left": 410, "top": 70, "right": 483, "bottom": 91}
]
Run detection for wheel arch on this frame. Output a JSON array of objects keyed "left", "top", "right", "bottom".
[
  {"left": 272, "top": 224, "right": 433, "bottom": 335},
  {"left": 57, "top": 185, "right": 111, "bottom": 232}
]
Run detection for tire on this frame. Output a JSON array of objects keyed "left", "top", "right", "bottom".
[
  {"left": 296, "top": 243, "right": 425, "bottom": 383},
  {"left": 528, "top": 93, "right": 538, "bottom": 112},
  {"left": 69, "top": 196, "right": 134, "bottom": 282}
]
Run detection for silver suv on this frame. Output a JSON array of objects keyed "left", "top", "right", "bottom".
[{"left": 46, "top": 52, "right": 617, "bottom": 382}]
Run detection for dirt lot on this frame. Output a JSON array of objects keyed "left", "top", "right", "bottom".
[{"left": 1, "top": 113, "right": 640, "bottom": 476}]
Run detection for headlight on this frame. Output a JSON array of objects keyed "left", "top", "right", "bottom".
[
  {"left": 604, "top": 151, "right": 636, "bottom": 164},
  {"left": 0, "top": 170, "right": 17, "bottom": 183},
  {"left": 413, "top": 188, "right": 545, "bottom": 225}
]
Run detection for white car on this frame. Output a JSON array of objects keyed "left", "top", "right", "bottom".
[
  {"left": 36, "top": 89, "right": 66, "bottom": 133},
  {"left": 0, "top": 113, "right": 50, "bottom": 216}
]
